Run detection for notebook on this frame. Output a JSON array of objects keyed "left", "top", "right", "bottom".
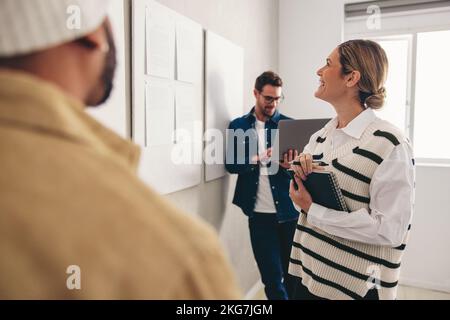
[{"left": 289, "top": 170, "right": 348, "bottom": 212}]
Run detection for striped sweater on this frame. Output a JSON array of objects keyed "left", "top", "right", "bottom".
[{"left": 288, "top": 118, "right": 413, "bottom": 300}]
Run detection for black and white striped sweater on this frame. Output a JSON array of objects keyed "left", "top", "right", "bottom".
[{"left": 289, "top": 118, "right": 413, "bottom": 300}]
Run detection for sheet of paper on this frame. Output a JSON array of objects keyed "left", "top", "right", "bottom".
[
  {"left": 176, "top": 18, "right": 203, "bottom": 83},
  {"left": 145, "top": 3, "right": 175, "bottom": 79},
  {"left": 175, "top": 82, "right": 198, "bottom": 144},
  {"left": 145, "top": 80, "right": 175, "bottom": 147}
]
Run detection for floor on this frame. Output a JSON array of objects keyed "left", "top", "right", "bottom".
[
  {"left": 253, "top": 285, "right": 450, "bottom": 300},
  {"left": 397, "top": 285, "right": 450, "bottom": 300}
]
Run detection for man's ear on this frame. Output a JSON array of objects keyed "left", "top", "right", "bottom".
[
  {"left": 253, "top": 89, "right": 259, "bottom": 99},
  {"left": 346, "top": 70, "right": 361, "bottom": 88},
  {"left": 76, "top": 24, "right": 107, "bottom": 52}
]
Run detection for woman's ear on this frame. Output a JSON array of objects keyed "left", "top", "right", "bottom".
[{"left": 346, "top": 70, "right": 361, "bottom": 88}]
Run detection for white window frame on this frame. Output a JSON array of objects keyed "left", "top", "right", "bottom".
[
  {"left": 364, "top": 34, "right": 414, "bottom": 140},
  {"left": 346, "top": 21, "right": 450, "bottom": 165}
]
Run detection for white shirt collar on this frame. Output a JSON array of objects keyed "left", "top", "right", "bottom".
[{"left": 334, "top": 108, "right": 377, "bottom": 139}]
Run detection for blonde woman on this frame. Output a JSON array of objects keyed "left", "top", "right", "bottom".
[{"left": 288, "top": 40, "right": 414, "bottom": 300}]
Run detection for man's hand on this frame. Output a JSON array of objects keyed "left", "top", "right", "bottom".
[
  {"left": 280, "top": 149, "right": 299, "bottom": 169},
  {"left": 289, "top": 174, "right": 313, "bottom": 213},
  {"left": 251, "top": 148, "right": 272, "bottom": 165}
]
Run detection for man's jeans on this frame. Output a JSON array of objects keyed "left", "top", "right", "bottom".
[{"left": 248, "top": 213, "right": 297, "bottom": 300}]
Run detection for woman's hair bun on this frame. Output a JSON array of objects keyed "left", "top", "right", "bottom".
[{"left": 365, "top": 87, "right": 386, "bottom": 110}]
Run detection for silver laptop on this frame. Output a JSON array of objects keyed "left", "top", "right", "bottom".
[{"left": 277, "top": 118, "right": 331, "bottom": 161}]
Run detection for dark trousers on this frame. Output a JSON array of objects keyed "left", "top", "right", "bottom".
[
  {"left": 248, "top": 213, "right": 297, "bottom": 300},
  {"left": 291, "top": 277, "right": 380, "bottom": 300}
]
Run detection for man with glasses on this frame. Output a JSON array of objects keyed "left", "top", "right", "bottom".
[{"left": 225, "top": 71, "right": 298, "bottom": 300}]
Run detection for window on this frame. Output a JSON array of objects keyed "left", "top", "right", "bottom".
[
  {"left": 345, "top": 4, "right": 450, "bottom": 163},
  {"left": 414, "top": 30, "right": 450, "bottom": 160},
  {"left": 375, "top": 37, "right": 410, "bottom": 134},
  {"left": 370, "top": 31, "right": 450, "bottom": 162}
]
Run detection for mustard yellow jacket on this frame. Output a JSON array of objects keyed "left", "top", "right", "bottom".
[{"left": 0, "top": 71, "right": 241, "bottom": 299}]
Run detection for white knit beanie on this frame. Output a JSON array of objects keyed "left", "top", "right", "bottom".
[{"left": 0, "top": 0, "right": 111, "bottom": 57}]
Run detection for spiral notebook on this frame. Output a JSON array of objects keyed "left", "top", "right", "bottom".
[{"left": 299, "top": 171, "right": 348, "bottom": 212}]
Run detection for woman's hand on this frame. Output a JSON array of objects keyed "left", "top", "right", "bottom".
[
  {"left": 291, "top": 153, "right": 325, "bottom": 180},
  {"left": 289, "top": 174, "right": 313, "bottom": 213}
]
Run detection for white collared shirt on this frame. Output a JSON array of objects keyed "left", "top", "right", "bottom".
[{"left": 297, "top": 108, "right": 415, "bottom": 247}]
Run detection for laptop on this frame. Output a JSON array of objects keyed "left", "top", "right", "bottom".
[{"left": 276, "top": 118, "right": 331, "bottom": 161}]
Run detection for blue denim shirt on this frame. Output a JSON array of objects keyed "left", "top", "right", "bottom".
[{"left": 225, "top": 107, "right": 299, "bottom": 222}]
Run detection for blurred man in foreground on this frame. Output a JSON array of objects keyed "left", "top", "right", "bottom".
[{"left": 0, "top": 0, "right": 240, "bottom": 299}]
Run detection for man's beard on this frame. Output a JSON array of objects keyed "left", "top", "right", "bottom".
[
  {"left": 95, "top": 23, "right": 117, "bottom": 106},
  {"left": 263, "top": 105, "right": 275, "bottom": 117}
]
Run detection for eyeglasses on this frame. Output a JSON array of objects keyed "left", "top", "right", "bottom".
[{"left": 259, "top": 93, "right": 285, "bottom": 104}]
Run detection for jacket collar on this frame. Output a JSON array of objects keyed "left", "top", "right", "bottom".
[
  {"left": 0, "top": 70, "right": 141, "bottom": 171},
  {"left": 244, "top": 106, "right": 282, "bottom": 125}
]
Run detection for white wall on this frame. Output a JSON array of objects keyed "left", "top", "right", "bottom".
[
  {"left": 279, "top": 0, "right": 345, "bottom": 119},
  {"left": 279, "top": 0, "right": 450, "bottom": 292},
  {"left": 401, "top": 165, "right": 450, "bottom": 292}
]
